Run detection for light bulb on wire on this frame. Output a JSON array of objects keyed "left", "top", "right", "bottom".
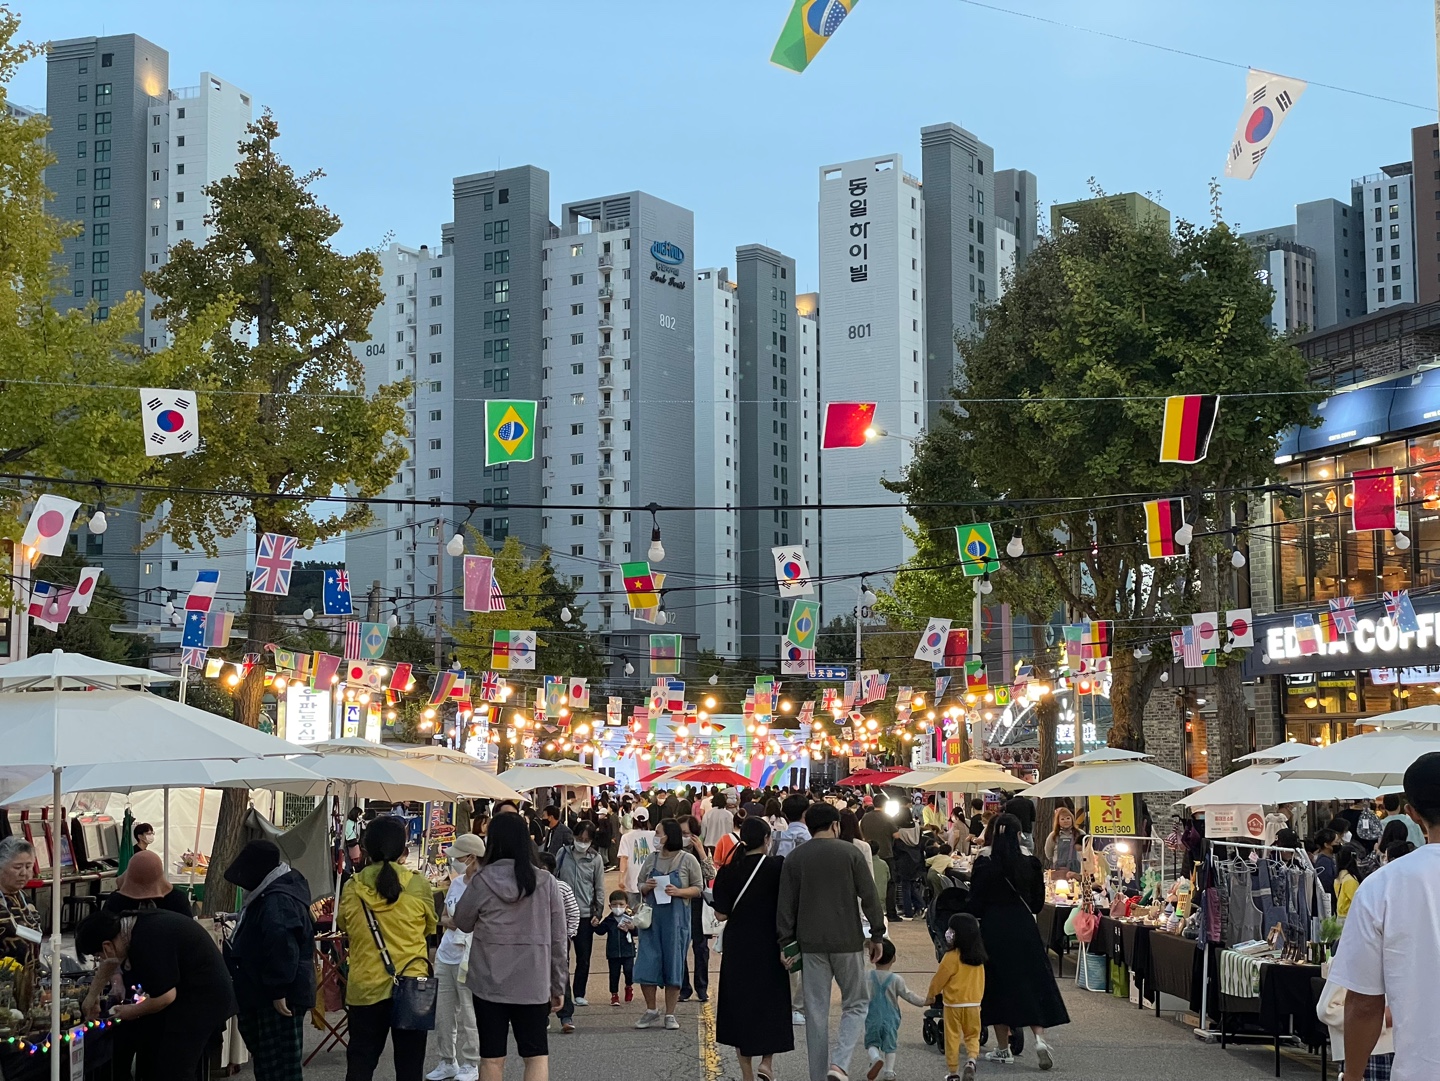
[
  {"left": 1395, "top": 531, "right": 1412, "bottom": 551},
  {"left": 1006, "top": 532, "right": 1023, "bottom": 558},
  {"left": 446, "top": 533, "right": 466, "bottom": 558},
  {"left": 648, "top": 525, "right": 665, "bottom": 563},
  {"left": 88, "top": 504, "right": 108, "bottom": 535},
  {"left": 303, "top": 608, "right": 314, "bottom": 621},
  {"left": 624, "top": 661, "right": 634, "bottom": 677},
  {"left": 708, "top": 673, "right": 718, "bottom": 685},
  {"left": 1173, "top": 522, "right": 1194, "bottom": 547},
  {"left": 387, "top": 613, "right": 399, "bottom": 628},
  {"left": 1231, "top": 548, "right": 1247, "bottom": 569},
  {"left": 560, "top": 606, "right": 572, "bottom": 622}
]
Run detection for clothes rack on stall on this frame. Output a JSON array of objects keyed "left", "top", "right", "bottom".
[{"left": 1194, "top": 836, "right": 1321, "bottom": 1041}]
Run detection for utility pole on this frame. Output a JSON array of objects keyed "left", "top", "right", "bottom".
[
  {"left": 971, "top": 588, "right": 985, "bottom": 761},
  {"left": 434, "top": 522, "right": 445, "bottom": 670},
  {"left": 366, "top": 579, "right": 382, "bottom": 623}
]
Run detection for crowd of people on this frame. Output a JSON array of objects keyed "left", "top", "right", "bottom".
[{"left": 0, "top": 755, "right": 1436, "bottom": 1081}]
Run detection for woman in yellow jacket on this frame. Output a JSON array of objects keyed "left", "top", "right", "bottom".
[
  {"left": 338, "top": 816, "right": 439, "bottom": 1081},
  {"left": 1334, "top": 844, "right": 1361, "bottom": 918}
]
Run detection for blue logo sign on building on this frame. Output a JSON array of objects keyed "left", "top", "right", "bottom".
[{"left": 650, "top": 240, "right": 685, "bottom": 266}]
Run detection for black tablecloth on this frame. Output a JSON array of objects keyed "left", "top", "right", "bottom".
[
  {"left": 1037, "top": 903, "right": 1072, "bottom": 962},
  {"left": 1258, "top": 962, "right": 1326, "bottom": 1048},
  {"left": 1091, "top": 914, "right": 1117, "bottom": 960},
  {"left": 1147, "top": 930, "right": 1216, "bottom": 1014}
]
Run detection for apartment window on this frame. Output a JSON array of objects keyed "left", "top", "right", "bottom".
[
  {"left": 175, "top": 163, "right": 185, "bottom": 176},
  {"left": 176, "top": 136, "right": 185, "bottom": 147},
  {"left": 151, "top": 170, "right": 160, "bottom": 181},
  {"left": 570, "top": 273, "right": 584, "bottom": 286},
  {"left": 76, "top": 140, "right": 86, "bottom": 159},
  {"left": 1393, "top": 285, "right": 1404, "bottom": 299},
  {"left": 94, "top": 83, "right": 111, "bottom": 104},
  {"left": 73, "top": 280, "right": 83, "bottom": 298},
  {"left": 427, "top": 467, "right": 442, "bottom": 480},
  {"left": 483, "top": 369, "right": 510, "bottom": 392},
  {"left": 75, "top": 197, "right": 85, "bottom": 214},
  {"left": 1389, "top": 184, "right": 1400, "bottom": 199},
  {"left": 570, "top": 514, "right": 584, "bottom": 526},
  {"left": 429, "top": 351, "right": 442, "bottom": 364},
  {"left": 175, "top": 220, "right": 184, "bottom": 231},
  {"left": 94, "top": 112, "right": 110, "bottom": 133},
  {"left": 570, "top": 393, "right": 585, "bottom": 405},
  {"left": 94, "top": 139, "right": 110, "bottom": 162},
  {"left": 488, "top": 279, "right": 510, "bottom": 302},
  {"left": 570, "top": 363, "right": 584, "bottom": 375},
  {"left": 570, "top": 243, "right": 584, "bottom": 257},
  {"left": 1377, "top": 247, "right": 1384, "bottom": 262},
  {"left": 483, "top": 193, "right": 493, "bottom": 211},
  {"left": 91, "top": 223, "right": 109, "bottom": 245},
  {"left": 90, "top": 279, "right": 109, "bottom": 301},
  {"left": 570, "top": 332, "right": 584, "bottom": 345},
  {"left": 484, "top": 250, "right": 510, "bottom": 273},
  {"left": 429, "top": 380, "right": 442, "bottom": 393},
  {"left": 429, "top": 323, "right": 442, "bottom": 335},
  {"left": 1392, "top": 265, "right": 1402, "bottom": 281},
  {"left": 570, "top": 423, "right": 584, "bottom": 436},
  {"left": 569, "top": 545, "right": 584, "bottom": 557},
  {"left": 78, "top": 84, "right": 87, "bottom": 102},
  {"left": 92, "top": 167, "right": 110, "bottom": 190},
  {"left": 484, "top": 220, "right": 509, "bottom": 243},
  {"left": 570, "top": 453, "right": 584, "bottom": 465},
  {"left": 428, "top": 294, "right": 442, "bottom": 306},
  {"left": 1389, "top": 204, "right": 1400, "bottom": 220},
  {"left": 91, "top": 251, "right": 108, "bottom": 273},
  {"left": 1377, "top": 268, "right": 1385, "bottom": 284},
  {"left": 429, "top": 409, "right": 443, "bottom": 421},
  {"left": 175, "top": 191, "right": 184, "bottom": 203},
  {"left": 483, "top": 309, "right": 510, "bottom": 332},
  {"left": 484, "top": 339, "right": 510, "bottom": 363},
  {"left": 1378, "top": 288, "right": 1386, "bottom": 302}
]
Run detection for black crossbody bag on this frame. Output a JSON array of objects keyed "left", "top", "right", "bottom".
[{"left": 359, "top": 899, "right": 438, "bottom": 1030}]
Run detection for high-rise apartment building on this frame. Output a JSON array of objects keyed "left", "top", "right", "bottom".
[
  {"left": 1295, "top": 199, "right": 1363, "bottom": 327},
  {"left": 920, "top": 123, "right": 985, "bottom": 417},
  {"left": 735, "top": 245, "right": 805, "bottom": 660},
  {"left": 1353, "top": 163, "right": 1416, "bottom": 311},
  {"left": 692, "top": 267, "right": 739, "bottom": 654},
  {"left": 45, "top": 36, "right": 252, "bottom": 615},
  {"left": 994, "top": 167, "right": 1040, "bottom": 267},
  {"left": 1411, "top": 124, "right": 1440, "bottom": 305},
  {"left": 816, "top": 153, "right": 925, "bottom": 618},
  {"left": 540, "top": 192, "right": 696, "bottom": 638},
  {"left": 1247, "top": 234, "right": 1317, "bottom": 332},
  {"left": 451, "top": 167, "right": 551, "bottom": 569},
  {"left": 346, "top": 240, "right": 454, "bottom": 629},
  {"left": 1050, "top": 192, "right": 1170, "bottom": 235}
]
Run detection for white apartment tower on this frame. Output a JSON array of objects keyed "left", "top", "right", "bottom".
[
  {"left": 345, "top": 240, "right": 455, "bottom": 629},
  {"left": 1354, "top": 162, "right": 1417, "bottom": 312},
  {"left": 816, "top": 155, "right": 926, "bottom": 617},
  {"left": 693, "top": 267, "right": 740, "bottom": 654}
]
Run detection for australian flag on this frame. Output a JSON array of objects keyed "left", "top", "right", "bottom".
[{"left": 323, "top": 569, "right": 353, "bottom": 616}]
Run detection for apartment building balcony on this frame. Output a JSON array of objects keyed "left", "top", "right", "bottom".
[
  {"left": 598, "top": 372, "right": 614, "bottom": 388},
  {"left": 598, "top": 253, "right": 614, "bottom": 268},
  {"left": 598, "top": 463, "right": 614, "bottom": 478},
  {"left": 598, "top": 434, "right": 614, "bottom": 449},
  {"left": 597, "top": 284, "right": 614, "bottom": 300},
  {"left": 598, "top": 494, "right": 614, "bottom": 508},
  {"left": 598, "top": 403, "right": 614, "bottom": 419},
  {"left": 598, "top": 311, "right": 614, "bottom": 329},
  {"left": 599, "top": 343, "right": 614, "bottom": 358}
]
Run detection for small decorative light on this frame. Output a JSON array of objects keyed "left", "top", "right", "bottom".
[
  {"left": 303, "top": 608, "right": 314, "bottom": 621},
  {"left": 560, "top": 606, "right": 573, "bottom": 622},
  {"left": 446, "top": 533, "right": 466, "bottom": 557},
  {"left": 1006, "top": 532, "right": 1023, "bottom": 558}
]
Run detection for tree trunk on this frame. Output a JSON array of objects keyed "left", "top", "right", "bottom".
[
  {"left": 1214, "top": 659, "right": 1248, "bottom": 778},
  {"left": 1030, "top": 622, "right": 1060, "bottom": 843},
  {"left": 201, "top": 590, "right": 279, "bottom": 914},
  {"left": 1107, "top": 650, "right": 1147, "bottom": 750}
]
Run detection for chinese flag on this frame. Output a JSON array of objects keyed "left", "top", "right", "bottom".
[
  {"left": 822, "top": 402, "right": 877, "bottom": 449},
  {"left": 1352, "top": 467, "right": 1397, "bottom": 531},
  {"left": 1159, "top": 395, "right": 1219, "bottom": 464},
  {"left": 943, "top": 628, "right": 969, "bottom": 668}
]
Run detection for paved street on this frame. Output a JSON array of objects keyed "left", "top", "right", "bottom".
[{"left": 290, "top": 887, "right": 1330, "bottom": 1081}]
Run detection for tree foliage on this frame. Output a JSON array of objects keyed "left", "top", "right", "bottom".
[
  {"left": 889, "top": 195, "right": 1321, "bottom": 752},
  {"left": 143, "top": 112, "right": 408, "bottom": 910}
]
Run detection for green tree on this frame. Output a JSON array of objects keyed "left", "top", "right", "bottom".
[
  {"left": 386, "top": 622, "right": 434, "bottom": 667},
  {"left": 143, "top": 113, "right": 409, "bottom": 911},
  {"left": 0, "top": 12, "right": 219, "bottom": 573},
  {"left": 890, "top": 194, "right": 1319, "bottom": 756}
]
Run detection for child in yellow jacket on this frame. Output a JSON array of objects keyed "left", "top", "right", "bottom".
[{"left": 927, "top": 913, "right": 987, "bottom": 1081}]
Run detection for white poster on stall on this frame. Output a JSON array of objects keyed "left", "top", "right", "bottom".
[
  {"left": 364, "top": 704, "right": 382, "bottom": 744},
  {"left": 1206, "top": 804, "right": 1266, "bottom": 839},
  {"left": 285, "top": 685, "right": 331, "bottom": 746}
]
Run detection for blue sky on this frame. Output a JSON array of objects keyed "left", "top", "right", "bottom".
[{"left": 13, "top": 1, "right": 1439, "bottom": 293}]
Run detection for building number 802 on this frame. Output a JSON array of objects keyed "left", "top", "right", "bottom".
[{"left": 658, "top": 313, "right": 677, "bottom": 330}]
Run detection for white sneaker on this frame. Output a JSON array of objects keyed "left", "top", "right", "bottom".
[
  {"left": 635, "top": 1009, "right": 662, "bottom": 1029},
  {"left": 1035, "top": 1039, "right": 1054, "bottom": 1071},
  {"left": 664, "top": 1014, "right": 680, "bottom": 1030},
  {"left": 455, "top": 1068, "right": 479, "bottom": 1081},
  {"left": 792, "top": 1010, "right": 806, "bottom": 1025},
  {"left": 574, "top": 997, "right": 589, "bottom": 1006},
  {"left": 983, "top": 1047, "right": 1015, "bottom": 1064},
  {"left": 426, "top": 1064, "right": 459, "bottom": 1081}
]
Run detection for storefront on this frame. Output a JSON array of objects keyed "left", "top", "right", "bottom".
[{"left": 1242, "top": 593, "right": 1440, "bottom": 745}]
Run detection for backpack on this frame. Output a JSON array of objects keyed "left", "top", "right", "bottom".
[{"left": 1355, "top": 808, "right": 1383, "bottom": 843}]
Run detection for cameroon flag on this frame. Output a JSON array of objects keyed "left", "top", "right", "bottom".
[{"left": 1159, "top": 395, "right": 1219, "bottom": 464}]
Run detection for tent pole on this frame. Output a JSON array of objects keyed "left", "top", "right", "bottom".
[
  {"left": 163, "top": 786, "right": 170, "bottom": 874},
  {"left": 50, "top": 766, "right": 61, "bottom": 1081}
]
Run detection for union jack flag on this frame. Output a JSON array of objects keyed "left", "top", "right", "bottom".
[
  {"left": 481, "top": 671, "right": 502, "bottom": 701},
  {"left": 180, "top": 647, "right": 207, "bottom": 669},
  {"left": 1329, "top": 596, "right": 1358, "bottom": 635},
  {"left": 251, "top": 532, "right": 298, "bottom": 595}
]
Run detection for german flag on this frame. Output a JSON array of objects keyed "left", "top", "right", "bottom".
[
  {"left": 1159, "top": 394, "right": 1220, "bottom": 464},
  {"left": 1317, "top": 612, "right": 1341, "bottom": 644},
  {"left": 1145, "top": 497, "right": 1186, "bottom": 558}
]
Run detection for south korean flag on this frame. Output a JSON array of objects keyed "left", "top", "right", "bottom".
[
  {"left": 1224, "top": 68, "right": 1306, "bottom": 181},
  {"left": 140, "top": 388, "right": 200, "bottom": 456}
]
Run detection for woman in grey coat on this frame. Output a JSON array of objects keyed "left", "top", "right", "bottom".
[{"left": 453, "top": 814, "right": 569, "bottom": 1081}]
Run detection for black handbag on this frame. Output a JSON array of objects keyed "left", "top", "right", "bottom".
[{"left": 359, "top": 899, "right": 438, "bottom": 1031}]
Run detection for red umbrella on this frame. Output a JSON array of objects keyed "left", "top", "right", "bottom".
[
  {"left": 837, "top": 767, "right": 907, "bottom": 787},
  {"left": 672, "top": 766, "right": 754, "bottom": 787}
]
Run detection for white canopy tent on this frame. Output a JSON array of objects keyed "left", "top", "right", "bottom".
[
  {"left": 1233, "top": 741, "right": 1311, "bottom": 763},
  {"left": 1176, "top": 762, "right": 1383, "bottom": 809},
  {"left": 911, "top": 760, "right": 1032, "bottom": 793},
  {"left": 1021, "top": 747, "right": 1203, "bottom": 800},
  {"left": 1269, "top": 727, "right": 1440, "bottom": 789},
  {"left": 498, "top": 760, "right": 616, "bottom": 792},
  {"left": 0, "top": 650, "right": 308, "bottom": 1081}
]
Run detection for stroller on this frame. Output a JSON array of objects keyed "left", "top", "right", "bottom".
[{"left": 919, "top": 880, "right": 1023, "bottom": 1058}]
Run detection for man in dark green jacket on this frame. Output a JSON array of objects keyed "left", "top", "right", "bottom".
[{"left": 778, "top": 802, "right": 886, "bottom": 1081}]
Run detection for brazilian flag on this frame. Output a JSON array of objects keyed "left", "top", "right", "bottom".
[
  {"left": 484, "top": 400, "right": 537, "bottom": 466},
  {"left": 771, "top": 0, "right": 859, "bottom": 73}
]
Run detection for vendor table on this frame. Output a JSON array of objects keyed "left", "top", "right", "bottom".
[
  {"left": 1146, "top": 930, "right": 1215, "bottom": 1018},
  {"left": 1036, "top": 903, "right": 1073, "bottom": 975},
  {"left": 1216, "top": 950, "right": 1325, "bottom": 1077}
]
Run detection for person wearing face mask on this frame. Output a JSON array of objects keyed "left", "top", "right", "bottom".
[
  {"left": 556, "top": 821, "right": 607, "bottom": 1022},
  {"left": 429, "top": 834, "right": 484, "bottom": 1081},
  {"left": 594, "top": 890, "right": 638, "bottom": 1005}
]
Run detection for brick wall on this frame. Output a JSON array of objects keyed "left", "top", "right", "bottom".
[{"left": 1143, "top": 687, "right": 1187, "bottom": 835}]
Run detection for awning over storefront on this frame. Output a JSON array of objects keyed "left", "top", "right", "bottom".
[
  {"left": 1243, "top": 591, "right": 1440, "bottom": 677},
  {"left": 1294, "top": 380, "right": 1396, "bottom": 454},
  {"left": 1384, "top": 368, "right": 1440, "bottom": 433}
]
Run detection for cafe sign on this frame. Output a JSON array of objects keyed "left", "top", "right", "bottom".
[{"left": 1243, "top": 594, "right": 1440, "bottom": 677}]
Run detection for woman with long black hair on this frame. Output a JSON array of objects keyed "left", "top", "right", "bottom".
[
  {"left": 337, "top": 816, "right": 438, "bottom": 1081},
  {"left": 966, "top": 813, "right": 1068, "bottom": 1070}
]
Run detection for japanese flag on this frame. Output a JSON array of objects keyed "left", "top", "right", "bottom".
[
  {"left": 1224, "top": 69, "right": 1306, "bottom": 181},
  {"left": 71, "top": 567, "right": 102, "bottom": 612},
  {"left": 139, "top": 388, "right": 200, "bottom": 456},
  {"left": 1226, "top": 608, "right": 1254, "bottom": 649},
  {"left": 21, "top": 494, "right": 81, "bottom": 557},
  {"left": 567, "top": 678, "right": 590, "bottom": 710}
]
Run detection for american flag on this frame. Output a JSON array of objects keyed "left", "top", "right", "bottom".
[
  {"left": 344, "top": 621, "right": 363, "bottom": 661},
  {"left": 1181, "top": 625, "right": 1204, "bottom": 668},
  {"left": 490, "top": 577, "right": 507, "bottom": 611},
  {"left": 251, "top": 532, "right": 297, "bottom": 595}
]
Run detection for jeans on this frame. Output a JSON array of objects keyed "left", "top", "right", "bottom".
[
  {"left": 883, "top": 858, "right": 901, "bottom": 918},
  {"left": 572, "top": 921, "right": 597, "bottom": 1002},
  {"left": 345, "top": 999, "right": 428, "bottom": 1081},
  {"left": 433, "top": 961, "right": 478, "bottom": 1067},
  {"left": 608, "top": 956, "right": 635, "bottom": 993},
  {"left": 898, "top": 876, "right": 924, "bottom": 917},
  {"left": 557, "top": 940, "right": 577, "bottom": 1023},
  {"left": 799, "top": 952, "right": 868, "bottom": 1081}
]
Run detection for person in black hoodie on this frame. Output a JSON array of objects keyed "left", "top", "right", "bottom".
[{"left": 222, "top": 840, "right": 315, "bottom": 1081}]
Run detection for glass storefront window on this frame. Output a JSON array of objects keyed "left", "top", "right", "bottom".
[
  {"left": 1305, "top": 456, "right": 1342, "bottom": 601},
  {"left": 1410, "top": 436, "right": 1440, "bottom": 590},
  {"left": 1340, "top": 448, "right": 1379, "bottom": 597},
  {"left": 1275, "top": 472, "right": 1306, "bottom": 606},
  {"left": 1377, "top": 441, "right": 1412, "bottom": 592}
]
